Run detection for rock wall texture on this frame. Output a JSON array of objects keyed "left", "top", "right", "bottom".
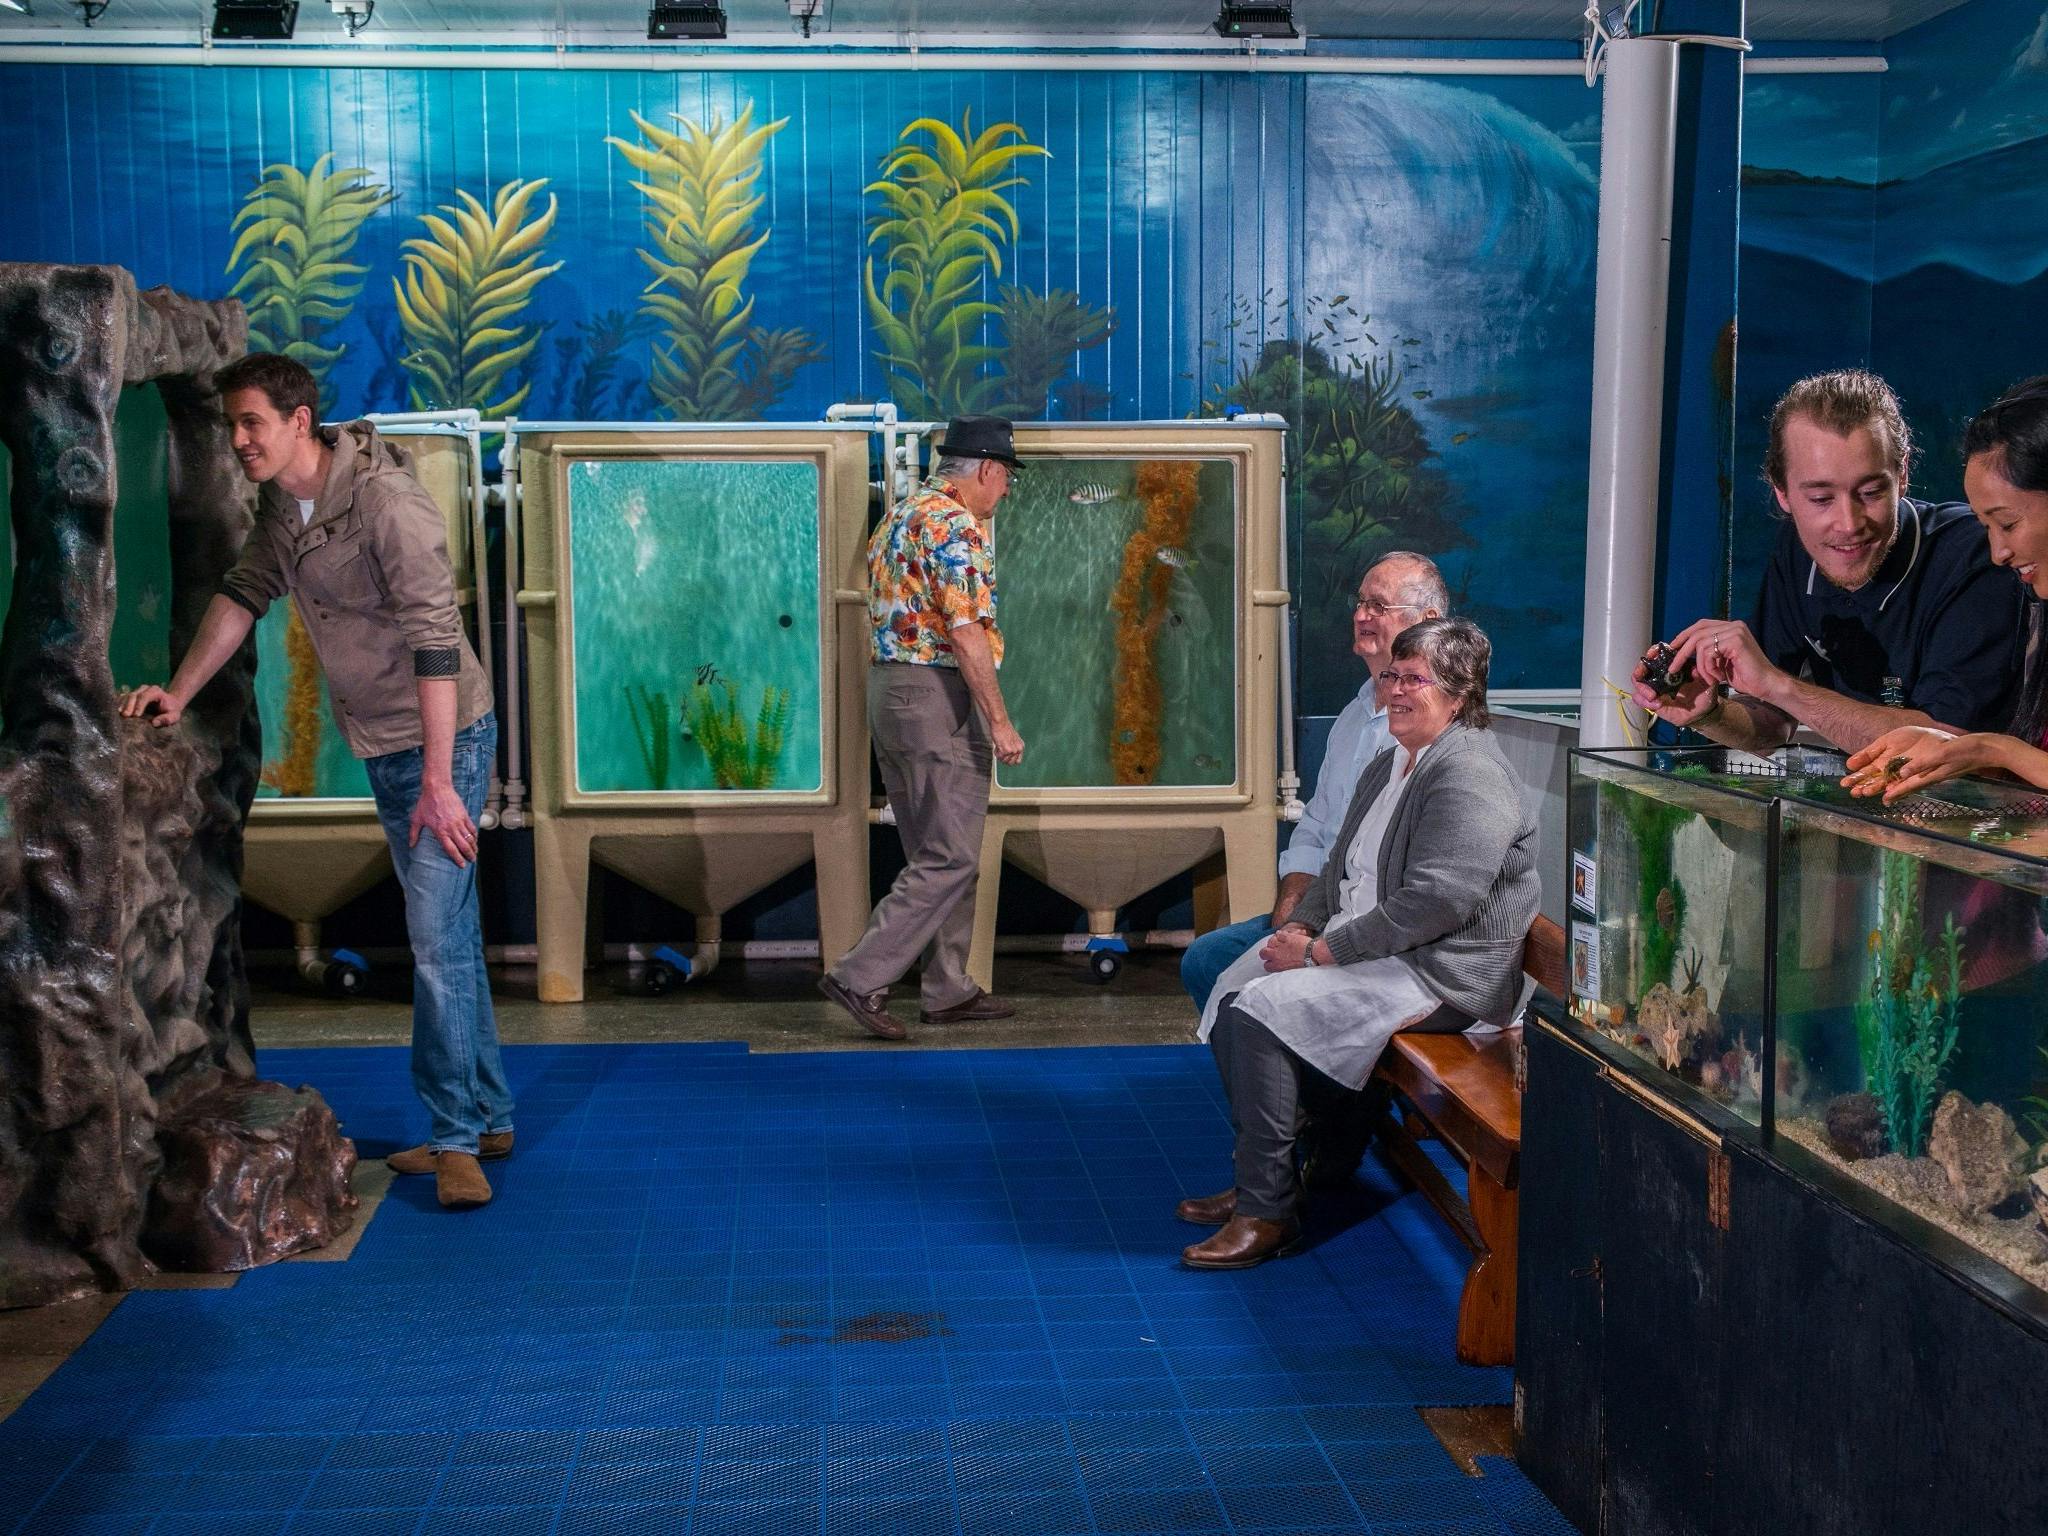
[{"left": 0, "top": 264, "right": 352, "bottom": 1308}]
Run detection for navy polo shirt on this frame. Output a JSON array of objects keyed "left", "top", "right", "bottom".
[{"left": 1750, "top": 497, "right": 2024, "bottom": 732}]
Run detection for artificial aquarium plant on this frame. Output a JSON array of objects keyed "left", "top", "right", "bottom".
[
  {"left": 226, "top": 152, "right": 396, "bottom": 400},
  {"left": 623, "top": 681, "right": 675, "bottom": 791},
  {"left": 1107, "top": 461, "right": 1202, "bottom": 785},
  {"left": 258, "top": 611, "right": 326, "bottom": 798},
  {"left": 1598, "top": 785, "right": 1692, "bottom": 1002},
  {"left": 689, "top": 679, "right": 791, "bottom": 790},
  {"left": 393, "top": 178, "right": 563, "bottom": 418},
  {"left": 609, "top": 105, "right": 821, "bottom": 420},
  {"left": 1864, "top": 851, "right": 1966, "bottom": 1158}
]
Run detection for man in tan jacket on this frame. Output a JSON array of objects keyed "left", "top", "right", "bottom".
[{"left": 121, "top": 353, "right": 509, "bottom": 1211}]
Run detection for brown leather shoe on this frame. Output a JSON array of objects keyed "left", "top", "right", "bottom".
[
  {"left": 1175, "top": 1188, "right": 1237, "bottom": 1227},
  {"left": 388, "top": 1131, "right": 514, "bottom": 1176},
  {"left": 819, "top": 974, "right": 906, "bottom": 1040},
  {"left": 436, "top": 1151, "right": 493, "bottom": 1209},
  {"left": 920, "top": 989, "right": 1015, "bottom": 1025},
  {"left": 1180, "top": 1214, "right": 1302, "bottom": 1270}
]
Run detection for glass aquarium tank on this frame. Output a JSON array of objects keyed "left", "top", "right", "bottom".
[
  {"left": 1567, "top": 748, "right": 1778, "bottom": 1125},
  {"left": 563, "top": 455, "right": 823, "bottom": 797},
  {"left": 1770, "top": 768, "right": 2048, "bottom": 1301},
  {"left": 0, "top": 384, "right": 175, "bottom": 729},
  {"left": 992, "top": 455, "right": 1236, "bottom": 792},
  {"left": 1571, "top": 744, "right": 2048, "bottom": 1303}
]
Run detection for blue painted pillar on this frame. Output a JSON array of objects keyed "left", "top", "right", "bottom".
[{"left": 1648, "top": 1, "right": 1746, "bottom": 634}]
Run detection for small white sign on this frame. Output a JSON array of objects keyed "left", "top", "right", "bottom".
[
  {"left": 1570, "top": 919, "right": 1600, "bottom": 999},
  {"left": 1570, "top": 851, "right": 1597, "bottom": 915}
]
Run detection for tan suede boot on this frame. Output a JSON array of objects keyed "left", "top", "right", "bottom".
[
  {"left": 435, "top": 1151, "right": 493, "bottom": 1209},
  {"left": 388, "top": 1131, "right": 513, "bottom": 1176}
]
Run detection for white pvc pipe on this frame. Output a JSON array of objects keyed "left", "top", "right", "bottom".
[
  {"left": 0, "top": 42, "right": 1882, "bottom": 74},
  {"left": 1578, "top": 37, "right": 1681, "bottom": 743},
  {"left": 499, "top": 421, "right": 528, "bottom": 828}
]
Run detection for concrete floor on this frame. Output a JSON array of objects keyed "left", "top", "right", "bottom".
[{"left": 248, "top": 947, "right": 1205, "bottom": 1052}]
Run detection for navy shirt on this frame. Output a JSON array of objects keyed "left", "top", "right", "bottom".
[{"left": 1751, "top": 497, "right": 2024, "bottom": 733}]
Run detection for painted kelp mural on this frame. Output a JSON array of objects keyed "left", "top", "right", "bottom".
[{"left": 0, "top": 63, "right": 1603, "bottom": 699}]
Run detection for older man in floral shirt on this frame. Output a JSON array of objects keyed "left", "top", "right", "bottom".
[{"left": 819, "top": 416, "right": 1027, "bottom": 1041}]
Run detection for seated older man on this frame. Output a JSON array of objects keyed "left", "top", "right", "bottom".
[
  {"left": 1181, "top": 551, "right": 1450, "bottom": 1009},
  {"left": 1178, "top": 618, "right": 1539, "bottom": 1270}
]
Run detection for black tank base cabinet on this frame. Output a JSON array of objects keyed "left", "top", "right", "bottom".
[{"left": 1515, "top": 1006, "right": 2048, "bottom": 1536}]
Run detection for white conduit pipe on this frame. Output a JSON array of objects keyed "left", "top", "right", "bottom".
[
  {"left": 0, "top": 44, "right": 1882, "bottom": 74},
  {"left": 499, "top": 422, "right": 529, "bottom": 828},
  {"left": 1578, "top": 37, "right": 1681, "bottom": 740}
]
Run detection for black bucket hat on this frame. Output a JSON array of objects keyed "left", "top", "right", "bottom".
[{"left": 938, "top": 415, "right": 1022, "bottom": 470}]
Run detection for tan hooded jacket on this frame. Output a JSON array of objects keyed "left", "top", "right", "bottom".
[{"left": 219, "top": 420, "right": 491, "bottom": 759}]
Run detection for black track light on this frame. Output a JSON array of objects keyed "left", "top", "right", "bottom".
[
  {"left": 212, "top": 1, "right": 298, "bottom": 39},
  {"left": 1213, "top": 3, "right": 1298, "bottom": 40},
  {"left": 647, "top": 3, "right": 726, "bottom": 39}
]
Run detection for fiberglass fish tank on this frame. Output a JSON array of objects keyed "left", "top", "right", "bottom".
[
  {"left": 960, "top": 422, "right": 1286, "bottom": 990},
  {"left": 516, "top": 424, "right": 873, "bottom": 1003},
  {"left": 1569, "top": 745, "right": 2048, "bottom": 1314}
]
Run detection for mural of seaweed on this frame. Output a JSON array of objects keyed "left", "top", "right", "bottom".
[
  {"left": 689, "top": 679, "right": 791, "bottom": 790},
  {"left": 608, "top": 105, "right": 818, "bottom": 420},
  {"left": 393, "top": 178, "right": 563, "bottom": 418},
  {"left": 992, "top": 285, "right": 1115, "bottom": 420},
  {"left": 557, "top": 308, "right": 645, "bottom": 420},
  {"left": 1108, "top": 461, "right": 1201, "bottom": 785},
  {"left": 226, "top": 152, "right": 396, "bottom": 400},
  {"left": 623, "top": 681, "right": 674, "bottom": 790},
  {"left": 863, "top": 111, "right": 1048, "bottom": 418}
]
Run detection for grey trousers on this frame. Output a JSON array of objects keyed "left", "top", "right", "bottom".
[
  {"left": 829, "top": 663, "right": 992, "bottom": 1011},
  {"left": 1210, "top": 997, "right": 1367, "bottom": 1220}
]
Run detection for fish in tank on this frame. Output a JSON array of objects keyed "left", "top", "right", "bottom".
[
  {"left": 564, "top": 456, "right": 823, "bottom": 795},
  {"left": 993, "top": 456, "right": 1236, "bottom": 791}
]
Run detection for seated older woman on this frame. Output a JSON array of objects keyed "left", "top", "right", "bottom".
[{"left": 1181, "top": 617, "right": 1540, "bottom": 1270}]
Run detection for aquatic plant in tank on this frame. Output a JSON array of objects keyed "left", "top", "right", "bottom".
[
  {"left": 993, "top": 457, "right": 1235, "bottom": 791},
  {"left": 1863, "top": 851, "right": 1965, "bottom": 1158},
  {"left": 566, "top": 456, "right": 821, "bottom": 795}
]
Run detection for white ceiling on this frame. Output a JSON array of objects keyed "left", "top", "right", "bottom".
[{"left": 0, "top": 0, "right": 1978, "bottom": 44}]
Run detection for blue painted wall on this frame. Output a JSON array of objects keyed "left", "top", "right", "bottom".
[{"left": 0, "top": 60, "right": 1600, "bottom": 704}]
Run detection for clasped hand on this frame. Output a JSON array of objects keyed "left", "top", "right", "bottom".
[{"left": 1259, "top": 925, "right": 1319, "bottom": 972}]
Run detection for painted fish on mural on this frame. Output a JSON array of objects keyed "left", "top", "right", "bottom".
[{"left": 1068, "top": 482, "right": 1119, "bottom": 505}]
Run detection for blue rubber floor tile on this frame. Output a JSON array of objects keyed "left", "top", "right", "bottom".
[
  {"left": 955, "top": 1488, "right": 1095, "bottom": 1536},
  {"left": 418, "top": 1506, "right": 557, "bottom": 1536},
  {"left": 282, "top": 1509, "right": 425, "bottom": 1536},
  {"left": 149, "top": 1513, "right": 293, "bottom": 1536}
]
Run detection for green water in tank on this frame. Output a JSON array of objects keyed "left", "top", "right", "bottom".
[
  {"left": 566, "top": 456, "right": 823, "bottom": 794},
  {"left": 0, "top": 386, "right": 175, "bottom": 729},
  {"left": 994, "top": 457, "right": 1236, "bottom": 790}
]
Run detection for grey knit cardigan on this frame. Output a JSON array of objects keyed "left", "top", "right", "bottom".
[{"left": 1288, "top": 721, "right": 1540, "bottom": 1023}]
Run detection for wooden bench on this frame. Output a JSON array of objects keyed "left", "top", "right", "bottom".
[{"left": 1368, "top": 914, "right": 1565, "bottom": 1368}]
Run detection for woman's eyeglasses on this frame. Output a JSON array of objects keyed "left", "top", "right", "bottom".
[{"left": 1377, "top": 670, "right": 1441, "bottom": 694}]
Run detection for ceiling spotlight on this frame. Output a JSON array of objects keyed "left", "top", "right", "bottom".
[
  {"left": 328, "top": 0, "right": 372, "bottom": 37},
  {"left": 212, "top": 1, "right": 298, "bottom": 39},
  {"left": 647, "top": 2, "right": 725, "bottom": 39},
  {"left": 1213, "top": 2, "right": 1297, "bottom": 39},
  {"left": 789, "top": 0, "right": 828, "bottom": 39}
]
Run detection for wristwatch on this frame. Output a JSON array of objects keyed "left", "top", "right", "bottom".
[{"left": 1302, "top": 938, "right": 1321, "bottom": 967}]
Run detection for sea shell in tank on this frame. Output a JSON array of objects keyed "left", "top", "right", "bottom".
[{"left": 1654, "top": 887, "right": 1677, "bottom": 932}]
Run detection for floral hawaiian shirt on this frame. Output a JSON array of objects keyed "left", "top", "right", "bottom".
[{"left": 866, "top": 475, "right": 1002, "bottom": 668}]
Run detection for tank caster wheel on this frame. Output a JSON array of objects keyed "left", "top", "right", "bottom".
[
  {"left": 1087, "top": 950, "right": 1122, "bottom": 985},
  {"left": 324, "top": 950, "right": 368, "bottom": 997}
]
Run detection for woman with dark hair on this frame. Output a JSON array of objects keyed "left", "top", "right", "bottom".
[
  {"left": 1180, "top": 617, "right": 1540, "bottom": 1270},
  {"left": 1845, "top": 376, "right": 2048, "bottom": 798}
]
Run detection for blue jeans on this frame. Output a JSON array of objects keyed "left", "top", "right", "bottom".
[
  {"left": 1181, "top": 914, "right": 1276, "bottom": 1013},
  {"left": 364, "top": 712, "right": 512, "bottom": 1155}
]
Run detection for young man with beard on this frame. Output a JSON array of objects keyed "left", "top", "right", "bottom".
[{"left": 1636, "top": 370, "right": 2023, "bottom": 749}]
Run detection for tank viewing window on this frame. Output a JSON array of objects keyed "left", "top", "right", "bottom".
[
  {"left": 0, "top": 385, "right": 174, "bottom": 734},
  {"left": 564, "top": 455, "right": 824, "bottom": 796},
  {"left": 994, "top": 456, "right": 1237, "bottom": 791}
]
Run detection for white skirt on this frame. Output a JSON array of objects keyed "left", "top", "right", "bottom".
[{"left": 1196, "top": 942, "right": 1444, "bottom": 1091}]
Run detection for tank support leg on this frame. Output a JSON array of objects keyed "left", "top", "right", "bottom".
[
  {"left": 812, "top": 817, "right": 870, "bottom": 975},
  {"left": 968, "top": 820, "right": 1007, "bottom": 996},
  {"left": 534, "top": 815, "right": 594, "bottom": 1003}
]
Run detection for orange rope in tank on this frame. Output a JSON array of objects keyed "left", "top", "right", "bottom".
[{"left": 1108, "top": 460, "right": 1199, "bottom": 785}]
